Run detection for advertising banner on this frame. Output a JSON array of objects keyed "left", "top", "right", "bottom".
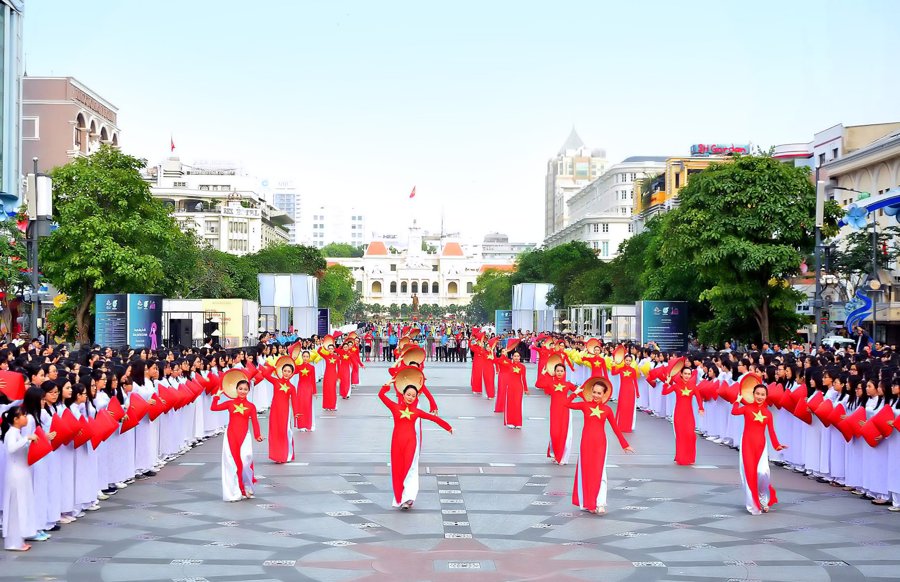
[
  {"left": 127, "top": 294, "right": 163, "bottom": 350},
  {"left": 495, "top": 309, "right": 513, "bottom": 334},
  {"left": 95, "top": 294, "right": 127, "bottom": 348},
  {"left": 636, "top": 301, "right": 688, "bottom": 351},
  {"left": 201, "top": 298, "right": 243, "bottom": 348},
  {"left": 317, "top": 308, "right": 330, "bottom": 337}
]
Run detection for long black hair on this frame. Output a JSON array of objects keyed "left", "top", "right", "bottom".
[
  {"left": 22, "top": 386, "right": 44, "bottom": 428},
  {"left": 0, "top": 406, "right": 24, "bottom": 441}
]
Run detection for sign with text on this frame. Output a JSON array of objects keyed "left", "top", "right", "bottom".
[
  {"left": 127, "top": 294, "right": 163, "bottom": 350},
  {"left": 317, "top": 308, "right": 330, "bottom": 337},
  {"left": 95, "top": 294, "right": 127, "bottom": 348},
  {"left": 495, "top": 310, "right": 513, "bottom": 334},
  {"left": 690, "top": 143, "right": 750, "bottom": 157},
  {"left": 636, "top": 301, "right": 688, "bottom": 351}
]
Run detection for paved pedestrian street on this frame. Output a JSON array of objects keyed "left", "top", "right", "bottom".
[{"left": 5, "top": 363, "right": 898, "bottom": 582}]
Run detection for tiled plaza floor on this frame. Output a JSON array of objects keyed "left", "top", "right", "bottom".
[{"left": 3, "top": 363, "right": 898, "bottom": 581}]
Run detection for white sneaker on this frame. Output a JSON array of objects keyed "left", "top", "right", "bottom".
[
  {"left": 115, "top": 482, "right": 128, "bottom": 489},
  {"left": 97, "top": 493, "right": 110, "bottom": 501},
  {"left": 85, "top": 503, "right": 101, "bottom": 512}
]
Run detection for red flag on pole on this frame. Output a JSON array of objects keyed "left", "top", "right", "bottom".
[
  {"left": 409, "top": 186, "right": 416, "bottom": 199},
  {"left": 170, "top": 136, "right": 176, "bottom": 152}
]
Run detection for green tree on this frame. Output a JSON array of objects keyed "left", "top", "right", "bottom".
[
  {"left": 468, "top": 270, "right": 513, "bottom": 322},
  {"left": 0, "top": 210, "right": 31, "bottom": 336},
  {"left": 830, "top": 226, "right": 900, "bottom": 301},
  {"left": 318, "top": 264, "right": 356, "bottom": 324},
  {"left": 388, "top": 303, "right": 400, "bottom": 318},
  {"left": 321, "top": 242, "right": 364, "bottom": 258},
  {"left": 40, "top": 146, "right": 189, "bottom": 344},
  {"left": 512, "top": 242, "right": 601, "bottom": 308},
  {"left": 245, "top": 243, "right": 325, "bottom": 277},
  {"left": 655, "top": 155, "right": 837, "bottom": 344}
]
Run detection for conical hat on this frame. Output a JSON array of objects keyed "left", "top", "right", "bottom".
[
  {"left": 399, "top": 346, "right": 426, "bottom": 366},
  {"left": 666, "top": 357, "right": 686, "bottom": 382},
  {"left": 578, "top": 377, "right": 613, "bottom": 405},
  {"left": 585, "top": 338, "right": 601, "bottom": 352},
  {"left": 505, "top": 338, "right": 520, "bottom": 352},
  {"left": 613, "top": 345, "right": 626, "bottom": 365},
  {"left": 397, "top": 337, "right": 411, "bottom": 351},
  {"left": 220, "top": 368, "right": 250, "bottom": 399},
  {"left": 394, "top": 367, "right": 424, "bottom": 392},
  {"left": 322, "top": 335, "right": 335, "bottom": 349},
  {"left": 739, "top": 373, "right": 763, "bottom": 404},
  {"left": 289, "top": 342, "right": 303, "bottom": 360},
  {"left": 544, "top": 353, "right": 564, "bottom": 376},
  {"left": 275, "top": 355, "right": 295, "bottom": 378}
]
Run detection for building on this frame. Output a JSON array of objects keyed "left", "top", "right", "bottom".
[
  {"left": 271, "top": 181, "right": 303, "bottom": 244},
  {"left": 327, "top": 224, "right": 499, "bottom": 308},
  {"left": 22, "top": 77, "right": 120, "bottom": 176},
  {"left": 544, "top": 128, "right": 607, "bottom": 239},
  {"left": 545, "top": 156, "right": 668, "bottom": 258},
  {"left": 0, "top": 1, "right": 23, "bottom": 212},
  {"left": 478, "top": 233, "right": 536, "bottom": 262},
  {"left": 304, "top": 203, "right": 367, "bottom": 249},
  {"left": 144, "top": 157, "right": 292, "bottom": 255},
  {"left": 819, "top": 127, "right": 900, "bottom": 344},
  {"left": 773, "top": 122, "right": 900, "bottom": 175},
  {"left": 632, "top": 145, "right": 750, "bottom": 231}
]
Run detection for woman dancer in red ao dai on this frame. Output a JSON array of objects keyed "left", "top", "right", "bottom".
[
  {"left": 568, "top": 377, "right": 634, "bottom": 514},
  {"left": 611, "top": 352, "right": 640, "bottom": 433},
  {"left": 662, "top": 362, "right": 705, "bottom": 465},
  {"left": 262, "top": 358, "right": 296, "bottom": 463},
  {"left": 292, "top": 351, "right": 317, "bottom": 431},
  {"left": 731, "top": 383, "right": 787, "bottom": 515},
  {"left": 504, "top": 350, "right": 529, "bottom": 429},
  {"left": 542, "top": 362, "right": 578, "bottom": 464},
  {"left": 317, "top": 339, "right": 339, "bottom": 411},
  {"left": 210, "top": 377, "right": 263, "bottom": 502},
  {"left": 379, "top": 381, "right": 452, "bottom": 510}
]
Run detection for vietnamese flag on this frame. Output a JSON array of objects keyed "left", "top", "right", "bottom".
[
  {"left": 0, "top": 370, "right": 25, "bottom": 401},
  {"left": 28, "top": 427, "right": 53, "bottom": 465}
]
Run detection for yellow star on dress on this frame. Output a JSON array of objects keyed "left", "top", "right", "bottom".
[
  {"left": 622, "top": 370, "right": 632, "bottom": 377},
  {"left": 752, "top": 410, "right": 766, "bottom": 423},
  {"left": 593, "top": 361, "right": 603, "bottom": 367},
  {"left": 554, "top": 383, "right": 566, "bottom": 392},
  {"left": 300, "top": 368, "right": 309, "bottom": 376},
  {"left": 342, "top": 355, "right": 349, "bottom": 360},
  {"left": 279, "top": 383, "right": 291, "bottom": 393},
  {"left": 680, "top": 387, "right": 692, "bottom": 397},
  {"left": 233, "top": 403, "right": 248, "bottom": 415},
  {"left": 329, "top": 358, "right": 337, "bottom": 364},
  {"left": 399, "top": 407, "right": 414, "bottom": 420},
  {"left": 512, "top": 366, "right": 521, "bottom": 373},
  {"left": 590, "top": 406, "right": 604, "bottom": 419}
]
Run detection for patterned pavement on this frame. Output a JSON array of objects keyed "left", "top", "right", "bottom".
[{"left": 4, "top": 363, "right": 898, "bottom": 581}]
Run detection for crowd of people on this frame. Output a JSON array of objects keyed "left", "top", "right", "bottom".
[{"left": 3, "top": 323, "right": 898, "bottom": 550}]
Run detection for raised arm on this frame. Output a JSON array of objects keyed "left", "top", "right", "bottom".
[
  {"left": 565, "top": 393, "right": 582, "bottom": 410},
  {"left": 605, "top": 404, "right": 631, "bottom": 450},
  {"left": 379, "top": 384, "right": 398, "bottom": 411},
  {"left": 730, "top": 401, "right": 745, "bottom": 416},
  {"left": 661, "top": 381, "right": 676, "bottom": 396},
  {"left": 210, "top": 394, "right": 230, "bottom": 412},
  {"left": 420, "top": 386, "right": 438, "bottom": 414},
  {"left": 417, "top": 409, "right": 453, "bottom": 433}
]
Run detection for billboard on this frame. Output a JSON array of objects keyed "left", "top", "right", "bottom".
[
  {"left": 127, "top": 294, "right": 163, "bottom": 350},
  {"left": 636, "top": 301, "right": 688, "bottom": 351},
  {"left": 317, "top": 308, "right": 330, "bottom": 337},
  {"left": 202, "top": 298, "right": 244, "bottom": 348},
  {"left": 95, "top": 294, "right": 127, "bottom": 348},
  {"left": 495, "top": 310, "right": 513, "bottom": 334}
]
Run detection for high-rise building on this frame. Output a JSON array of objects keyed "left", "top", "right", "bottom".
[
  {"left": 304, "top": 203, "right": 367, "bottom": 249},
  {"left": 22, "top": 77, "right": 121, "bottom": 177},
  {"left": 271, "top": 181, "right": 303, "bottom": 244},
  {"left": 544, "top": 128, "right": 607, "bottom": 240},
  {"left": 0, "top": 1, "right": 23, "bottom": 212},
  {"left": 144, "top": 158, "right": 292, "bottom": 256}
]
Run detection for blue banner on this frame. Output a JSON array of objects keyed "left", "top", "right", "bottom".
[
  {"left": 317, "top": 308, "right": 330, "bottom": 337},
  {"left": 95, "top": 294, "right": 127, "bottom": 348},
  {"left": 127, "top": 294, "right": 163, "bottom": 350},
  {"left": 495, "top": 309, "right": 513, "bottom": 334}
]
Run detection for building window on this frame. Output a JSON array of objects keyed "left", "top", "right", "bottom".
[
  {"left": 355, "top": 281, "right": 362, "bottom": 293},
  {"left": 832, "top": 148, "right": 838, "bottom": 160},
  {"left": 389, "top": 282, "right": 397, "bottom": 293},
  {"left": 628, "top": 223, "right": 633, "bottom": 233},
  {"left": 390, "top": 264, "right": 397, "bottom": 271},
  {"left": 432, "top": 265, "right": 438, "bottom": 272},
  {"left": 819, "top": 153, "right": 826, "bottom": 166},
  {"left": 401, "top": 281, "right": 408, "bottom": 293},
  {"left": 448, "top": 282, "right": 458, "bottom": 295},
  {"left": 173, "top": 181, "right": 186, "bottom": 188},
  {"left": 432, "top": 282, "right": 439, "bottom": 294},
  {"left": 592, "top": 223, "right": 599, "bottom": 233},
  {"left": 466, "top": 282, "right": 474, "bottom": 294},
  {"left": 602, "top": 223, "right": 609, "bottom": 233},
  {"left": 411, "top": 282, "right": 418, "bottom": 294},
  {"left": 421, "top": 281, "right": 428, "bottom": 294},
  {"left": 621, "top": 191, "right": 627, "bottom": 200},
  {"left": 602, "top": 241, "right": 609, "bottom": 257}
]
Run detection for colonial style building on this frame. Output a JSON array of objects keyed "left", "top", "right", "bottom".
[{"left": 544, "top": 128, "right": 607, "bottom": 240}]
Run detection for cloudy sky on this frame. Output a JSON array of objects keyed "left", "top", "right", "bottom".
[{"left": 24, "top": 0, "right": 900, "bottom": 242}]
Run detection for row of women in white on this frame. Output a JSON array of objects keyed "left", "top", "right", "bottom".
[
  {"left": 594, "top": 351, "right": 900, "bottom": 511},
  {"left": 1, "top": 352, "right": 325, "bottom": 551}
]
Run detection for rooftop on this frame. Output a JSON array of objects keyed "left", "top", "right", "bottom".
[{"left": 365, "top": 241, "right": 389, "bottom": 256}]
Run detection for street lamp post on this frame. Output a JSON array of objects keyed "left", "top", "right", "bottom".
[{"left": 26, "top": 157, "right": 52, "bottom": 341}]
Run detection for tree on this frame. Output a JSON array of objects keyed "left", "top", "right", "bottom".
[
  {"left": 40, "top": 146, "right": 188, "bottom": 344},
  {"left": 246, "top": 243, "right": 325, "bottom": 277},
  {"left": 321, "top": 242, "right": 364, "bottom": 258},
  {"left": 388, "top": 303, "right": 400, "bottom": 318},
  {"left": 655, "top": 155, "right": 838, "bottom": 344},
  {"left": 0, "top": 211, "right": 31, "bottom": 336},
  {"left": 183, "top": 244, "right": 258, "bottom": 300},
  {"left": 318, "top": 264, "right": 356, "bottom": 324},
  {"left": 830, "top": 226, "right": 900, "bottom": 301},
  {"left": 513, "top": 242, "right": 601, "bottom": 308},
  {"left": 468, "top": 270, "right": 512, "bottom": 322}
]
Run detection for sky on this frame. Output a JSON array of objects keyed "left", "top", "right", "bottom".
[{"left": 22, "top": 0, "right": 900, "bottom": 243}]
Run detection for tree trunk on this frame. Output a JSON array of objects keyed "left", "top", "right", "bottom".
[
  {"left": 753, "top": 297, "right": 770, "bottom": 344},
  {"left": 76, "top": 287, "right": 94, "bottom": 346}
]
